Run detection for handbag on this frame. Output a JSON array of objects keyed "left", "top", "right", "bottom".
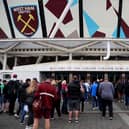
[{"left": 32, "top": 96, "right": 43, "bottom": 111}]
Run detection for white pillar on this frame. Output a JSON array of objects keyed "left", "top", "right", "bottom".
[
  {"left": 55, "top": 56, "right": 58, "bottom": 62},
  {"left": 69, "top": 53, "right": 72, "bottom": 61},
  {"left": 69, "top": 73, "right": 73, "bottom": 82},
  {"left": 0, "top": 56, "right": 3, "bottom": 65},
  {"left": 14, "top": 56, "right": 17, "bottom": 66},
  {"left": 36, "top": 56, "right": 43, "bottom": 64},
  {"left": 3, "top": 53, "right": 7, "bottom": 70},
  {"left": 100, "top": 56, "right": 103, "bottom": 61}
]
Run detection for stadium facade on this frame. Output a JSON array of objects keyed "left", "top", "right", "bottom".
[{"left": 0, "top": 0, "right": 129, "bottom": 82}]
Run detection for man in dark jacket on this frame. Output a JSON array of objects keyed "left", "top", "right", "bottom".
[
  {"left": 99, "top": 77, "right": 114, "bottom": 120},
  {"left": 124, "top": 78, "right": 129, "bottom": 107},
  {"left": 14, "top": 78, "right": 31, "bottom": 118},
  {"left": 67, "top": 75, "right": 84, "bottom": 123},
  {"left": 7, "top": 74, "right": 21, "bottom": 115}
]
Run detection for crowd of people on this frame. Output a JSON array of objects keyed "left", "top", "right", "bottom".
[{"left": 0, "top": 74, "right": 129, "bottom": 129}]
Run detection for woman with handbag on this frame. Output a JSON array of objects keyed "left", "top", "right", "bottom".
[{"left": 32, "top": 78, "right": 57, "bottom": 129}]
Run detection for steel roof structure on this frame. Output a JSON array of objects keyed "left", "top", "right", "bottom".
[{"left": 1, "top": 39, "right": 129, "bottom": 56}]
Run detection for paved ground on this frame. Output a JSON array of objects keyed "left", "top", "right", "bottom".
[{"left": 0, "top": 101, "right": 129, "bottom": 129}]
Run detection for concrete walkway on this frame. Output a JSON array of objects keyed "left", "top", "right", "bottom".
[{"left": 0, "top": 101, "right": 129, "bottom": 129}]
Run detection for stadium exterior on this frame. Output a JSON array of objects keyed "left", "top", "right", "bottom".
[{"left": 0, "top": 0, "right": 129, "bottom": 82}]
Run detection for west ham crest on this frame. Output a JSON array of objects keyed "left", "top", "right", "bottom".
[{"left": 11, "top": 5, "right": 38, "bottom": 37}]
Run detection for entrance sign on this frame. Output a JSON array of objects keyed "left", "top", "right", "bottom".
[{"left": 13, "top": 61, "right": 129, "bottom": 72}]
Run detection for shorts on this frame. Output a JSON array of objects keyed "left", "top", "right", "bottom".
[
  {"left": 33, "top": 108, "right": 51, "bottom": 119},
  {"left": 68, "top": 99, "right": 80, "bottom": 111}
]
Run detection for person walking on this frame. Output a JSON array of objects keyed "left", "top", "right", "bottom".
[
  {"left": 80, "top": 80, "right": 85, "bottom": 112},
  {"left": 3, "top": 80, "right": 9, "bottom": 113},
  {"left": 50, "top": 79, "right": 61, "bottom": 119},
  {"left": 7, "top": 74, "right": 20, "bottom": 115},
  {"left": 25, "top": 79, "right": 38, "bottom": 129},
  {"left": 67, "top": 75, "right": 84, "bottom": 123},
  {"left": 14, "top": 78, "right": 31, "bottom": 118},
  {"left": 0, "top": 79, "right": 4, "bottom": 112},
  {"left": 32, "top": 78, "right": 57, "bottom": 129},
  {"left": 90, "top": 78, "right": 98, "bottom": 110},
  {"left": 61, "top": 80, "right": 68, "bottom": 114},
  {"left": 124, "top": 78, "right": 129, "bottom": 108},
  {"left": 99, "top": 77, "right": 114, "bottom": 120}
]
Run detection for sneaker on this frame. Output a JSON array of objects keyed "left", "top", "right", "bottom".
[
  {"left": 68, "top": 120, "right": 72, "bottom": 123},
  {"left": 25, "top": 125, "right": 32, "bottom": 129},
  {"left": 92, "top": 107, "right": 96, "bottom": 111},
  {"left": 109, "top": 117, "right": 113, "bottom": 120},
  {"left": 25, "top": 114, "right": 29, "bottom": 118},
  {"left": 14, "top": 114, "right": 19, "bottom": 118},
  {"left": 51, "top": 117, "right": 55, "bottom": 120},
  {"left": 20, "top": 122, "right": 25, "bottom": 125},
  {"left": 75, "top": 120, "right": 79, "bottom": 123}
]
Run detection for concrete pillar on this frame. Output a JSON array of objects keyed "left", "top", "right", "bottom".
[
  {"left": 100, "top": 56, "right": 103, "bottom": 61},
  {"left": 14, "top": 56, "right": 17, "bottom": 66},
  {"left": 69, "top": 53, "right": 72, "bottom": 61},
  {"left": 0, "top": 56, "right": 3, "bottom": 68},
  {"left": 3, "top": 53, "right": 7, "bottom": 70},
  {"left": 36, "top": 56, "right": 43, "bottom": 64},
  {"left": 69, "top": 73, "right": 73, "bottom": 82}
]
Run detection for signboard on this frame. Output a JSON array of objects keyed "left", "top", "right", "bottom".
[
  {"left": 7, "top": 0, "right": 43, "bottom": 38},
  {"left": 13, "top": 61, "right": 129, "bottom": 72}
]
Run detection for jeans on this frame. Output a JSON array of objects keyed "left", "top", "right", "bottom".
[
  {"left": 0, "top": 95, "right": 4, "bottom": 110},
  {"left": 61, "top": 97, "right": 68, "bottom": 114},
  {"left": 20, "top": 103, "right": 27, "bottom": 123},
  {"left": 27, "top": 105, "right": 33, "bottom": 126},
  {"left": 125, "top": 95, "right": 129, "bottom": 106},
  {"left": 92, "top": 96, "right": 98, "bottom": 108},
  {"left": 102, "top": 99, "right": 113, "bottom": 117}
]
